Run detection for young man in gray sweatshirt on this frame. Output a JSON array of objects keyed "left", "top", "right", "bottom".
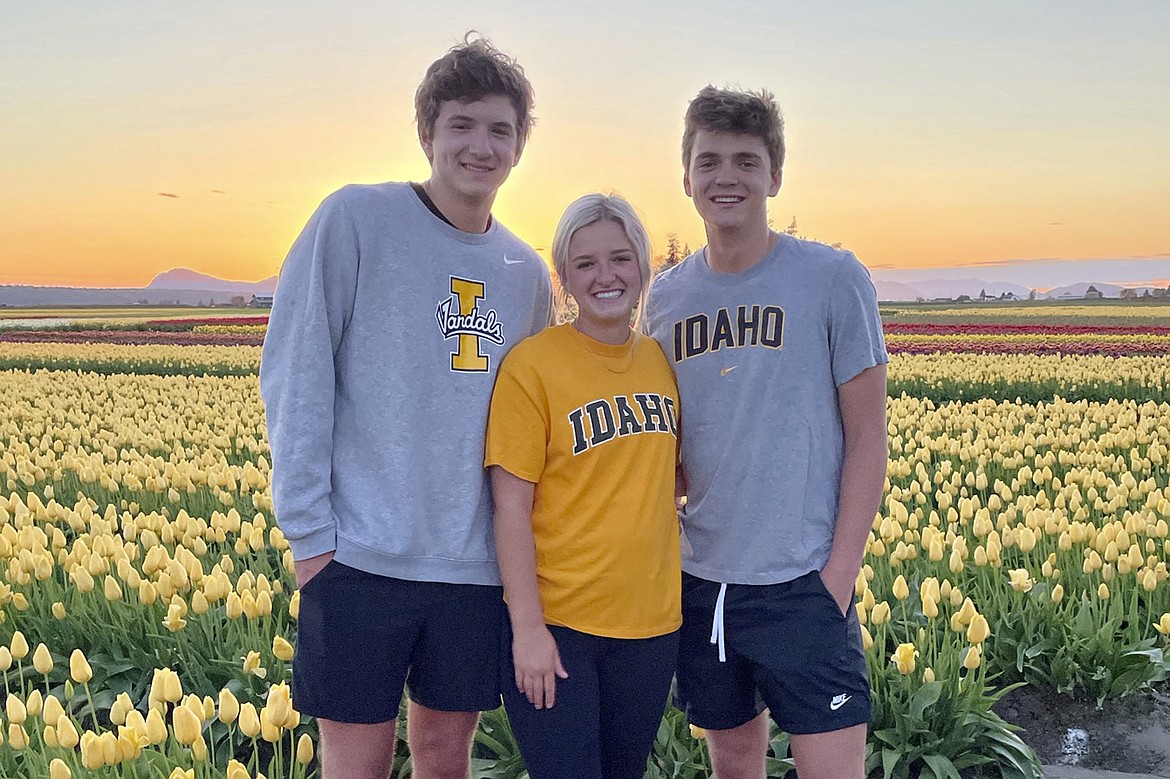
[
  {"left": 261, "top": 36, "right": 552, "bottom": 779},
  {"left": 642, "top": 87, "right": 888, "bottom": 779}
]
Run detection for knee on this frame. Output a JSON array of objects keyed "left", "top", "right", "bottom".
[{"left": 409, "top": 726, "right": 472, "bottom": 779}]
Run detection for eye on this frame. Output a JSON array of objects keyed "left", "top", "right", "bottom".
[
  {"left": 573, "top": 260, "right": 594, "bottom": 270},
  {"left": 491, "top": 126, "right": 514, "bottom": 137},
  {"left": 614, "top": 255, "right": 634, "bottom": 263}
]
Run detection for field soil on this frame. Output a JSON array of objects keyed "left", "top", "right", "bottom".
[{"left": 993, "top": 685, "right": 1170, "bottom": 778}]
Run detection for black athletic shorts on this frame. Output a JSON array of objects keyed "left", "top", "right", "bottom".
[
  {"left": 292, "top": 560, "right": 504, "bottom": 723},
  {"left": 675, "top": 570, "right": 870, "bottom": 734}
]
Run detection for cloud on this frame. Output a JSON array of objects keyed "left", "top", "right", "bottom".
[
  {"left": 1048, "top": 221, "right": 1064, "bottom": 226},
  {"left": 157, "top": 192, "right": 179, "bottom": 198},
  {"left": 211, "top": 189, "right": 226, "bottom": 194},
  {"left": 869, "top": 263, "right": 898, "bottom": 270}
]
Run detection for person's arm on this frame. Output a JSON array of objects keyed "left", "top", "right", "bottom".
[
  {"left": 819, "top": 363, "right": 888, "bottom": 613},
  {"left": 260, "top": 192, "right": 358, "bottom": 587},
  {"left": 491, "top": 466, "right": 568, "bottom": 709}
]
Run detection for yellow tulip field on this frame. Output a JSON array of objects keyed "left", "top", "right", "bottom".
[{"left": 1, "top": 309, "right": 1169, "bottom": 777}]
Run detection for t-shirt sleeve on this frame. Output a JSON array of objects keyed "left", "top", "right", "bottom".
[
  {"left": 485, "top": 352, "right": 549, "bottom": 482},
  {"left": 828, "top": 253, "right": 889, "bottom": 387}
]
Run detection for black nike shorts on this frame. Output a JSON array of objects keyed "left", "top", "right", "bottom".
[
  {"left": 675, "top": 570, "right": 870, "bottom": 735},
  {"left": 292, "top": 560, "right": 504, "bottom": 723}
]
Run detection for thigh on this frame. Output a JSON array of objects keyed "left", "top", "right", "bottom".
[
  {"left": 502, "top": 625, "right": 603, "bottom": 779},
  {"left": 676, "top": 573, "right": 765, "bottom": 730},
  {"left": 740, "top": 572, "right": 870, "bottom": 735},
  {"left": 407, "top": 581, "right": 505, "bottom": 712},
  {"left": 293, "top": 562, "right": 418, "bottom": 723},
  {"left": 317, "top": 718, "right": 398, "bottom": 779},
  {"left": 596, "top": 631, "right": 680, "bottom": 779}
]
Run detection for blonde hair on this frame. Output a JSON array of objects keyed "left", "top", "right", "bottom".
[{"left": 551, "top": 194, "right": 652, "bottom": 322}]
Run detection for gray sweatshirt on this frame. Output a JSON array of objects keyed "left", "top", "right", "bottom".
[{"left": 261, "top": 182, "right": 552, "bottom": 585}]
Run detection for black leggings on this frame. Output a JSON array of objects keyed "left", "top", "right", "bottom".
[{"left": 502, "top": 622, "right": 680, "bottom": 779}]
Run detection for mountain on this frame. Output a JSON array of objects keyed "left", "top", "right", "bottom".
[
  {"left": 0, "top": 268, "right": 277, "bottom": 307},
  {"left": 873, "top": 279, "right": 923, "bottom": 302},
  {"left": 870, "top": 275, "right": 1033, "bottom": 301},
  {"left": 147, "top": 268, "right": 277, "bottom": 294},
  {"left": 1041, "top": 282, "right": 1124, "bottom": 299}
]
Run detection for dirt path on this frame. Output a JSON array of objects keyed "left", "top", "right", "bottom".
[{"left": 997, "top": 687, "right": 1170, "bottom": 778}]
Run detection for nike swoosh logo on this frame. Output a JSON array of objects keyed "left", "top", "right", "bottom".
[
  {"left": 720, "top": 366, "right": 737, "bottom": 377},
  {"left": 830, "top": 694, "right": 851, "bottom": 711},
  {"left": 503, "top": 256, "right": 525, "bottom": 265}
]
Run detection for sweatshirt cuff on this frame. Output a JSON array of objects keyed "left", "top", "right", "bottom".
[{"left": 286, "top": 525, "right": 338, "bottom": 561}]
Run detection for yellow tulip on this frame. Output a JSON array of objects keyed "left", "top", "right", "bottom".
[
  {"left": 869, "top": 601, "right": 891, "bottom": 625},
  {"left": 859, "top": 624, "right": 874, "bottom": 651},
  {"left": 226, "top": 592, "right": 244, "bottom": 619},
  {"left": 8, "top": 723, "right": 28, "bottom": 750},
  {"left": 289, "top": 590, "right": 301, "bottom": 619},
  {"left": 56, "top": 715, "right": 80, "bottom": 748},
  {"left": 1098, "top": 583, "right": 1110, "bottom": 600},
  {"left": 117, "top": 726, "right": 146, "bottom": 761},
  {"left": 923, "top": 667, "right": 936, "bottom": 683},
  {"left": 239, "top": 702, "right": 261, "bottom": 738},
  {"left": 891, "top": 643, "right": 917, "bottom": 675},
  {"left": 162, "top": 602, "right": 187, "bottom": 632},
  {"left": 967, "top": 614, "right": 991, "bottom": 645},
  {"left": 43, "top": 724, "right": 58, "bottom": 747},
  {"left": 273, "top": 635, "right": 294, "bottom": 662},
  {"left": 259, "top": 706, "right": 281, "bottom": 742},
  {"left": 963, "top": 644, "right": 982, "bottom": 670},
  {"left": 10, "top": 631, "right": 29, "bottom": 660},
  {"left": 296, "top": 732, "right": 316, "bottom": 764},
  {"left": 33, "top": 643, "right": 53, "bottom": 674},
  {"left": 227, "top": 760, "right": 250, "bottom": 779},
  {"left": 955, "top": 598, "right": 977, "bottom": 626},
  {"left": 110, "top": 692, "right": 133, "bottom": 726},
  {"left": 892, "top": 575, "right": 910, "bottom": 601},
  {"left": 1008, "top": 568, "right": 1034, "bottom": 593},
  {"left": 70, "top": 649, "right": 93, "bottom": 683},
  {"left": 219, "top": 688, "right": 241, "bottom": 724},
  {"left": 103, "top": 575, "right": 122, "bottom": 601},
  {"left": 0, "top": 647, "right": 12, "bottom": 671},
  {"left": 49, "top": 758, "right": 72, "bottom": 779},
  {"left": 42, "top": 694, "right": 65, "bottom": 726},
  {"left": 6, "top": 693, "right": 27, "bottom": 724},
  {"left": 145, "top": 708, "right": 168, "bottom": 745},
  {"left": 1155, "top": 613, "right": 1170, "bottom": 635},
  {"left": 167, "top": 769, "right": 195, "bottom": 779},
  {"left": 921, "top": 593, "right": 939, "bottom": 619},
  {"left": 192, "top": 733, "right": 208, "bottom": 761},
  {"left": 79, "top": 731, "right": 103, "bottom": 769},
  {"left": 25, "top": 689, "right": 42, "bottom": 717},
  {"left": 1051, "top": 584, "right": 1065, "bottom": 604},
  {"left": 266, "top": 682, "right": 292, "bottom": 726},
  {"left": 242, "top": 650, "right": 267, "bottom": 678}
]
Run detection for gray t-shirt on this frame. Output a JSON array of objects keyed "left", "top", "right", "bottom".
[{"left": 643, "top": 235, "right": 887, "bottom": 584}]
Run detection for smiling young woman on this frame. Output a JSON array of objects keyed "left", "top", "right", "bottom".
[{"left": 485, "top": 194, "right": 682, "bottom": 779}]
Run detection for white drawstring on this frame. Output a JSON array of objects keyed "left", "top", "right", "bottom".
[{"left": 709, "top": 582, "right": 728, "bottom": 663}]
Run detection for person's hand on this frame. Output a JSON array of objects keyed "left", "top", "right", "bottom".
[
  {"left": 512, "top": 624, "right": 569, "bottom": 709},
  {"left": 294, "top": 551, "right": 335, "bottom": 589},
  {"left": 818, "top": 562, "right": 857, "bottom": 617}
]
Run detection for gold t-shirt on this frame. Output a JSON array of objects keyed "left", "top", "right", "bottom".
[{"left": 486, "top": 324, "right": 681, "bottom": 638}]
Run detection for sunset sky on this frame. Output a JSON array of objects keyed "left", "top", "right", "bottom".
[{"left": 2, "top": 1, "right": 1168, "bottom": 288}]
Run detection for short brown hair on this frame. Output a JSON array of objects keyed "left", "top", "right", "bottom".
[
  {"left": 682, "top": 86, "right": 784, "bottom": 175},
  {"left": 415, "top": 33, "right": 535, "bottom": 145}
]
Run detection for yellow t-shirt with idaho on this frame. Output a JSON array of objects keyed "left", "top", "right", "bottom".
[{"left": 486, "top": 323, "right": 681, "bottom": 639}]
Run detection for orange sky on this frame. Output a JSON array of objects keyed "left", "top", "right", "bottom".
[{"left": 2, "top": 3, "right": 1167, "bottom": 288}]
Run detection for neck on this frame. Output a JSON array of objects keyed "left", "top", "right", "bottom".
[
  {"left": 573, "top": 317, "right": 632, "bottom": 346},
  {"left": 704, "top": 223, "right": 778, "bottom": 274},
  {"left": 423, "top": 179, "right": 494, "bottom": 233}
]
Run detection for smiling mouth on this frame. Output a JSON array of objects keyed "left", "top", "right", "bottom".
[
  {"left": 462, "top": 162, "right": 495, "bottom": 173},
  {"left": 593, "top": 290, "right": 624, "bottom": 299},
  {"left": 712, "top": 196, "right": 744, "bottom": 204}
]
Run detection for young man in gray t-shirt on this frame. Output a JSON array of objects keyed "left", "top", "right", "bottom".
[{"left": 643, "top": 87, "right": 888, "bottom": 779}]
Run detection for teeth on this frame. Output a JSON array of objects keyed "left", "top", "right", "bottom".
[
  {"left": 594, "top": 290, "right": 622, "bottom": 299},
  {"left": 713, "top": 197, "right": 742, "bottom": 203}
]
